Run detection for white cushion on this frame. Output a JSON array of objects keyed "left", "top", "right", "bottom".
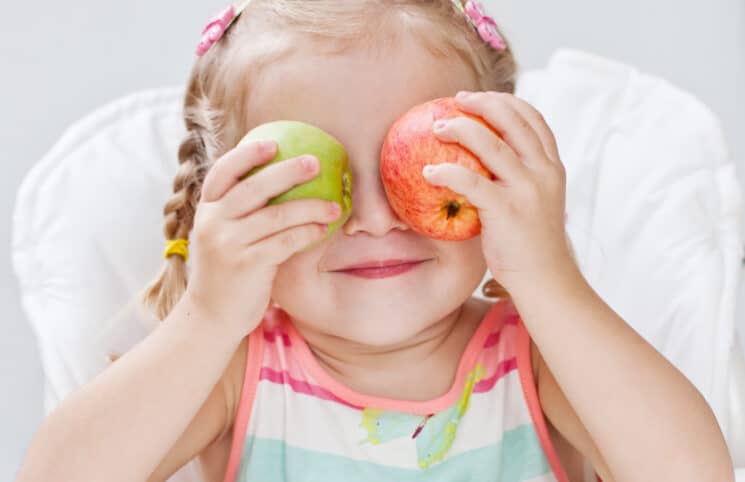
[
  {"left": 12, "top": 88, "right": 203, "bottom": 481},
  {"left": 517, "top": 49, "right": 745, "bottom": 469},
  {"left": 12, "top": 48, "right": 745, "bottom": 478}
]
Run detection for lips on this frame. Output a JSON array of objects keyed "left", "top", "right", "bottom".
[{"left": 331, "top": 259, "right": 431, "bottom": 279}]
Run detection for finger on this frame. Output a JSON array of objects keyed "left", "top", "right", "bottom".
[
  {"left": 201, "top": 140, "right": 277, "bottom": 203},
  {"left": 504, "top": 95, "right": 561, "bottom": 165},
  {"left": 252, "top": 222, "right": 329, "bottom": 265},
  {"left": 422, "top": 162, "right": 503, "bottom": 211},
  {"left": 220, "top": 154, "right": 320, "bottom": 219},
  {"left": 432, "top": 116, "right": 528, "bottom": 186},
  {"left": 454, "top": 91, "right": 549, "bottom": 165},
  {"left": 238, "top": 199, "right": 342, "bottom": 245}
]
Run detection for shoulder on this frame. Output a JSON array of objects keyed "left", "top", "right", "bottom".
[
  {"left": 529, "top": 338, "right": 613, "bottom": 481},
  {"left": 529, "top": 335, "right": 540, "bottom": 381},
  {"left": 197, "top": 334, "right": 251, "bottom": 443},
  {"left": 222, "top": 335, "right": 250, "bottom": 437},
  {"left": 192, "top": 336, "right": 250, "bottom": 481},
  {"left": 141, "top": 335, "right": 250, "bottom": 482}
]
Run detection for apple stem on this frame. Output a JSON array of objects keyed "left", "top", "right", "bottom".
[{"left": 444, "top": 201, "right": 461, "bottom": 219}]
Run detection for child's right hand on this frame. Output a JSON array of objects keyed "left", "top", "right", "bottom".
[{"left": 183, "top": 139, "right": 342, "bottom": 338}]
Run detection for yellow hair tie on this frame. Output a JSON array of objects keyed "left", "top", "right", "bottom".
[{"left": 164, "top": 239, "right": 189, "bottom": 261}]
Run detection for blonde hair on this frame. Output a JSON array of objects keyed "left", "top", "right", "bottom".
[{"left": 142, "top": 0, "right": 521, "bottom": 321}]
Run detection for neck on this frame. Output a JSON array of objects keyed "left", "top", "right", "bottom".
[{"left": 292, "top": 297, "right": 490, "bottom": 401}]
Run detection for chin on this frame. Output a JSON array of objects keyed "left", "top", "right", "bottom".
[
  {"left": 324, "top": 307, "right": 443, "bottom": 348},
  {"left": 276, "top": 281, "right": 472, "bottom": 347}
]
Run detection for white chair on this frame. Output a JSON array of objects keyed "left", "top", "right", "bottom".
[{"left": 12, "top": 48, "right": 745, "bottom": 481}]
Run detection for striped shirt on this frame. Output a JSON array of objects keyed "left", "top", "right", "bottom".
[{"left": 222, "top": 299, "right": 580, "bottom": 482}]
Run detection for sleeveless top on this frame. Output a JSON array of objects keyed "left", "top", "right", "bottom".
[{"left": 221, "top": 299, "right": 594, "bottom": 482}]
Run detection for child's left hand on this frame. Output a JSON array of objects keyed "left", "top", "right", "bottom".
[{"left": 423, "top": 91, "right": 578, "bottom": 291}]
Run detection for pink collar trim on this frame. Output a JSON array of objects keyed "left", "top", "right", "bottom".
[{"left": 280, "top": 299, "right": 514, "bottom": 414}]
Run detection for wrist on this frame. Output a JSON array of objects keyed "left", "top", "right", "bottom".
[
  {"left": 502, "top": 259, "right": 591, "bottom": 304},
  {"left": 169, "top": 292, "right": 253, "bottom": 346}
]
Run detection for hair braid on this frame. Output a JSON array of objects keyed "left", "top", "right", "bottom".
[{"left": 141, "top": 76, "right": 223, "bottom": 320}]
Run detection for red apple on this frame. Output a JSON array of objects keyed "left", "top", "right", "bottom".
[{"left": 380, "top": 97, "right": 497, "bottom": 241}]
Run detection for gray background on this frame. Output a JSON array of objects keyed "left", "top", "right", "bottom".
[{"left": 2, "top": 0, "right": 744, "bottom": 480}]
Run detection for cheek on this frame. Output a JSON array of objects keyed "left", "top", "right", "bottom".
[
  {"left": 271, "top": 249, "right": 320, "bottom": 305},
  {"left": 434, "top": 236, "right": 488, "bottom": 291},
  {"left": 437, "top": 236, "right": 486, "bottom": 271}
]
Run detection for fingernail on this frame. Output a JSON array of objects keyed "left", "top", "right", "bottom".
[
  {"left": 422, "top": 165, "right": 438, "bottom": 177},
  {"left": 301, "top": 155, "right": 318, "bottom": 172},
  {"left": 456, "top": 91, "right": 471, "bottom": 99},
  {"left": 433, "top": 120, "right": 448, "bottom": 132},
  {"left": 329, "top": 202, "right": 341, "bottom": 217},
  {"left": 260, "top": 140, "right": 276, "bottom": 153}
]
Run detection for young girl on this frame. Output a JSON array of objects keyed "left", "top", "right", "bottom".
[{"left": 16, "top": 1, "right": 734, "bottom": 481}]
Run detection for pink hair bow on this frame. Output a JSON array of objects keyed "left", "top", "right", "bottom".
[
  {"left": 196, "top": 1, "right": 252, "bottom": 57},
  {"left": 463, "top": 1, "right": 507, "bottom": 51},
  {"left": 196, "top": 5, "right": 236, "bottom": 56}
]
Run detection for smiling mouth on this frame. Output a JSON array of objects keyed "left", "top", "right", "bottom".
[{"left": 332, "top": 259, "right": 431, "bottom": 279}]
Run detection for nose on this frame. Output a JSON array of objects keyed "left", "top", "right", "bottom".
[{"left": 342, "top": 165, "right": 409, "bottom": 237}]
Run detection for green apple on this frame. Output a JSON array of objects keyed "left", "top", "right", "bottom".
[{"left": 239, "top": 120, "right": 353, "bottom": 238}]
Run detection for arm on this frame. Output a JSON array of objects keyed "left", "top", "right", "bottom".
[
  {"left": 15, "top": 295, "right": 248, "bottom": 482},
  {"left": 531, "top": 339, "right": 613, "bottom": 481},
  {"left": 147, "top": 335, "right": 247, "bottom": 482},
  {"left": 513, "top": 266, "right": 735, "bottom": 482},
  {"left": 424, "top": 90, "right": 733, "bottom": 481}
]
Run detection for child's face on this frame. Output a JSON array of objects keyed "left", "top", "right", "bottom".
[{"left": 246, "top": 35, "right": 488, "bottom": 346}]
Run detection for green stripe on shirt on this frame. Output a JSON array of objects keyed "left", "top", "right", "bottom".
[{"left": 236, "top": 423, "right": 553, "bottom": 482}]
